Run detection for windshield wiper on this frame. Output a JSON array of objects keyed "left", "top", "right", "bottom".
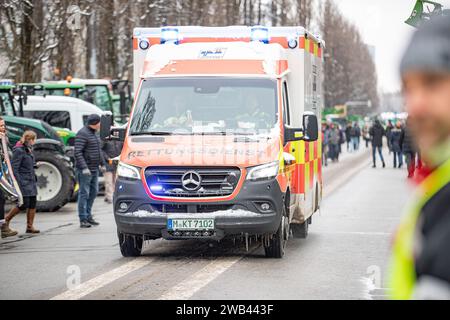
[{"left": 130, "top": 131, "right": 173, "bottom": 136}]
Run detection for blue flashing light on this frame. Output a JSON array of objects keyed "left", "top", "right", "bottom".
[
  {"left": 251, "top": 27, "right": 270, "bottom": 44},
  {"left": 161, "top": 28, "right": 180, "bottom": 45},
  {"left": 150, "top": 184, "right": 163, "bottom": 192}
]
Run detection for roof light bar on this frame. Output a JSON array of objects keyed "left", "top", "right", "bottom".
[
  {"left": 161, "top": 27, "right": 180, "bottom": 45},
  {"left": 251, "top": 26, "right": 270, "bottom": 44}
]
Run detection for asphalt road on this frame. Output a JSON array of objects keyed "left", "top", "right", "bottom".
[{"left": 0, "top": 146, "right": 411, "bottom": 300}]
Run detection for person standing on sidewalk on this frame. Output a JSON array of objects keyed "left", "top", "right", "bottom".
[
  {"left": 351, "top": 122, "right": 361, "bottom": 152},
  {"left": 328, "top": 123, "right": 340, "bottom": 162},
  {"left": 369, "top": 119, "right": 386, "bottom": 168},
  {"left": 386, "top": 120, "right": 394, "bottom": 154},
  {"left": 389, "top": 16, "right": 450, "bottom": 300},
  {"left": 345, "top": 123, "right": 353, "bottom": 152},
  {"left": 75, "top": 114, "right": 106, "bottom": 228},
  {"left": 102, "top": 139, "right": 123, "bottom": 204},
  {"left": 390, "top": 121, "right": 404, "bottom": 169},
  {"left": 400, "top": 119, "right": 418, "bottom": 178},
  {"left": 1, "top": 131, "right": 40, "bottom": 238},
  {"left": 363, "top": 123, "right": 371, "bottom": 148}
]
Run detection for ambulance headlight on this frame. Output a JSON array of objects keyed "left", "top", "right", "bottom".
[
  {"left": 251, "top": 26, "right": 270, "bottom": 44},
  {"left": 288, "top": 38, "right": 298, "bottom": 49},
  {"left": 139, "top": 39, "right": 150, "bottom": 50},
  {"left": 161, "top": 28, "right": 179, "bottom": 44},
  {"left": 117, "top": 162, "right": 141, "bottom": 180},
  {"left": 246, "top": 162, "right": 279, "bottom": 181}
]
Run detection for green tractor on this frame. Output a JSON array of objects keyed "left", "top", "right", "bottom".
[
  {"left": 0, "top": 84, "right": 76, "bottom": 212},
  {"left": 406, "top": 0, "right": 450, "bottom": 28}
]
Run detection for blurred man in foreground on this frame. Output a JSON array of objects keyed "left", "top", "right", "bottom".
[{"left": 389, "top": 16, "right": 450, "bottom": 300}]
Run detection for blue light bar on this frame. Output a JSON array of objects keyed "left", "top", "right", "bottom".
[
  {"left": 161, "top": 27, "right": 180, "bottom": 45},
  {"left": 251, "top": 27, "right": 270, "bottom": 44},
  {"left": 150, "top": 184, "right": 163, "bottom": 192}
]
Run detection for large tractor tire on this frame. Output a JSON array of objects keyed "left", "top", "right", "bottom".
[{"left": 34, "top": 150, "right": 75, "bottom": 212}]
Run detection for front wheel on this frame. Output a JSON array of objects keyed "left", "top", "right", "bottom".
[
  {"left": 264, "top": 207, "right": 289, "bottom": 259},
  {"left": 118, "top": 232, "right": 143, "bottom": 257}
]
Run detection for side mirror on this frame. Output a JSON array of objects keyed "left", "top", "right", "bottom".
[
  {"left": 284, "top": 125, "right": 304, "bottom": 143},
  {"left": 302, "top": 113, "right": 318, "bottom": 142},
  {"left": 100, "top": 114, "right": 113, "bottom": 140}
]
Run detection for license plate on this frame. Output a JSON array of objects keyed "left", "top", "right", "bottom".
[{"left": 167, "top": 218, "right": 215, "bottom": 231}]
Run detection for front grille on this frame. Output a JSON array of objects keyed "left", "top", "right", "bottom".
[
  {"left": 145, "top": 167, "right": 241, "bottom": 198},
  {"left": 145, "top": 203, "right": 233, "bottom": 213}
]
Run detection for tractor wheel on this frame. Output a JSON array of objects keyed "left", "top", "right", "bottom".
[{"left": 35, "top": 151, "right": 75, "bottom": 212}]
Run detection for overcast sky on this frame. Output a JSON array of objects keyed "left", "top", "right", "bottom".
[{"left": 333, "top": 0, "right": 450, "bottom": 93}]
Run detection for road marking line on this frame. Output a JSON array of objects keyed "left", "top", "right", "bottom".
[
  {"left": 50, "top": 258, "right": 152, "bottom": 300},
  {"left": 158, "top": 256, "right": 242, "bottom": 300}
]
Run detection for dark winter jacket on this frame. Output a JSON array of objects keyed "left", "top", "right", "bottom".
[
  {"left": 101, "top": 140, "right": 123, "bottom": 172},
  {"left": 12, "top": 142, "right": 37, "bottom": 197},
  {"left": 369, "top": 122, "right": 385, "bottom": 147},
  {"left": 328, "top": 128, "right": 340, "bottom": 145},
  {"left": 389, "top": 127, "right": 403, "bottom": 153},
  {"left": 74, "top": 126, "right": 105, "bottom": 172},
  {"left": 400, "top": 127, "right": 417, "bottom": 154},
  {"left": 354, "top": 126, "right": 361, "bottom": 138},
  {"left": 345, "top": 126, "right": 352, "bottom": 142}
]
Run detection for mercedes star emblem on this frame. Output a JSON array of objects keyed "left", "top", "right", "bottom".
[{"left": 181, "top": 171, "right": 202, "bottom": 191}]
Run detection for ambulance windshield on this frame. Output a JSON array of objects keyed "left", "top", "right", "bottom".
[{"left": 129, "top": 78, "right": 278, "bottom": 136}]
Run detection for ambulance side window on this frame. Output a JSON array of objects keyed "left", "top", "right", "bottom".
[{"left": 282, "top": 81, "right": 290, "bottom": 125}]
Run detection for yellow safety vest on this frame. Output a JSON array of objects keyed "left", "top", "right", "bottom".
[{"left": 389, "top": 158, "right": 450, "bottom": 300}]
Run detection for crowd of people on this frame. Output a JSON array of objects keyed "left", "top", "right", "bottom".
[
  {"left": 321, "top": 117, "right": 422, "bottom": 179},
  {"left": 321, "top": 121, "right": 362, "bottom": 166},
  {"left": 1, "top": 114, "right": 123, "bottom": 238}
]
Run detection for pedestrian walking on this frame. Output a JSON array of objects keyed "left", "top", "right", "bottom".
[
  {"left": 386, "top": 120, "right": 394, "bottom": 154},
  {"left": 338, "top": 125, "right": 345, "bottom": 159},
  {"left": 369, "top": 119, "right": 386, "bottom": 168},
  {"left": 345, "top": 123, "right": 353, "bottom": 152},
  {"left": 389, "top": 121, "right": 404, "bottom": 169},
  {"left": 356, "top": 123, "right": 361, "bottom": 150},
  {"left": 327, "top": 123, "right": 340, "bottom": 162},
  {"left": 362, "top": 123, "right": 371, "bottom": 148},
  {"left": 351, "top": 123, "right": 361, "bottom": 152},
  {"left": 75, "top": 114, "right": 106, "bottom": 228},
  {"left": 102, "top": 139, "right": 123, "bottom": 204},
  {"left": 400, "top": 119, "right": 418, "bottom": 178},
  {"left": 389, "top": 16, "right": 450, "bottom": 300},
  {"left": 1, "top": 131, "right": 40, "bottom": 238}
]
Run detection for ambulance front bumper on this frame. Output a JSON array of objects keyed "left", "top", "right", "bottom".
[{"left": 113, "top": 177, "right": 284, "bottom": 240}]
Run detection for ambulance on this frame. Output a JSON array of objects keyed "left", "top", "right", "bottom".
[{"left": 101, "top": 26, "right": 324, "bottom": 258}]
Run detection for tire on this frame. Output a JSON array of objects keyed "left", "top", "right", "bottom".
[
  {"left": 291, "top": 220, "right": 309, "bottom": 239},
  {"left": 34, "top": 151, "right": 75, "bottom": 212},
  {"left": 118, "top": 232, "right": 143, "bottom": 257},
  {"left": 264, "top": 206, "right": 289, "bottom": 259}
]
